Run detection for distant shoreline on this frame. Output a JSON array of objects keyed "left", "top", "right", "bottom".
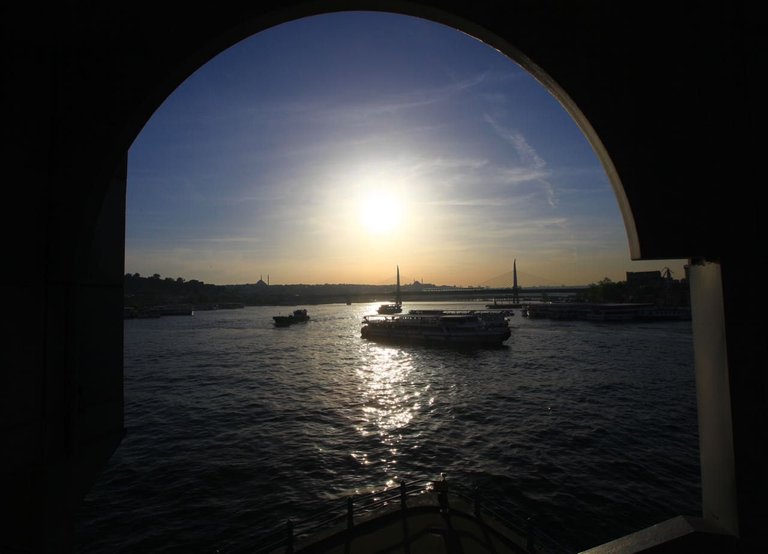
[{"left": 124, "top": 273, "right": 689, "bottom": 310}]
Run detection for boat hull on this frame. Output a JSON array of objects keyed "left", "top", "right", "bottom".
[
  {"left": 273, "top": 309, "right": 310, "bottom": 327},
  {"left": 361, "top": 314, "right": 510, "bottom": 347},
  {"left": 273, "top": 316, "right": 309, "bottom": 326},
  {"left": 361, "top": 329, "right": 509, "bottom": 347}
]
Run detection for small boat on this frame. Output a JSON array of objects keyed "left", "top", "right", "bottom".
[
  {"left": 376, "top": 303, "right": 402, "bottom": 314},
  {"left": 273, "top": 308, "right": 310, "bottom": 327},
  {"left": 377, "top": 265, "right": 402, "bottom": 314},
  {"left": 361, "top": 311, "right": 511, "bottom": 347}
]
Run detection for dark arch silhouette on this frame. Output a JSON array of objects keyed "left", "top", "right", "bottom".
[{"left": 2, "top": 2, "right": 762, "bottom": 552}]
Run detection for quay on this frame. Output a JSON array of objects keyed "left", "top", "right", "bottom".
[{"left": 524, "top": 303, "right": 691, "bottom": 322}]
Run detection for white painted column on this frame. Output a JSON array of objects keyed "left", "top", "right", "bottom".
[{"left": 688, "top": 260, "right": 738, "bottom": 536}]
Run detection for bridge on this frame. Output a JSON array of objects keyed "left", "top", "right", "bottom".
[{"left": 396, "top": 286, "right": 588, "bottom": 301}]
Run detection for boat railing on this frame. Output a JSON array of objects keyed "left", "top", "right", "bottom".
[
  {"left": 251, "top": 477, "right": 570, "bottom": 553},
  {"left": 251, "top": 482, "right": 419, "bottom": 553},
  {"left": 408, "top": 309, "right": 513, "bottom": 317}
]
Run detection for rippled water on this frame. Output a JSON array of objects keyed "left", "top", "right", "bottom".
[{"left": 75, "top": 302, "right": 700, "bottom": 552}]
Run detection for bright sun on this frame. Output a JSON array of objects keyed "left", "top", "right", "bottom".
[{"left": 358, "top": 192, "right": 401, "bottom": 234}]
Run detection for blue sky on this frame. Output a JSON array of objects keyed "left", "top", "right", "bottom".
[{"left": 126, "top": 11, "right": 685, "bottom": 286}]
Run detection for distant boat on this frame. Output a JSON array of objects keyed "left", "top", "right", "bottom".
[
  {"left": 273, "top": 308, "right": 310, "bottom": 327},
  {"left": 376, "top": 303, "right": 402, "bottom": 314},
  {"left": 377, "top": 265, "right": 402, "bottom": 314},
  {"left": 524, "top": 302, "right": 691, "bottom": 322},
  {"left": 486, "top": 299, "right": 521, "bottom": 310},
  {"left": 361, "top": 311, "right": 511, "bottom": 347}
]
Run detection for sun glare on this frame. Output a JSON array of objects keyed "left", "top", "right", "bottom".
[{"left": 359, "top": 192, "right": 401, "bottom": 234}]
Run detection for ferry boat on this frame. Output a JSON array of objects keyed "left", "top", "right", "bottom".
[
  {"left": 273, "top": 308, "right": 310, "bottom": 327},
  {"left": 408, "top": 308, "right": 514, "bottom": 325},
  {"left": 361, "top": 311, "right": 511, "bottom": 347}
]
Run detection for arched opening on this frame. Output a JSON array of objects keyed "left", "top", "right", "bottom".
[
  {"left": 6, "top": 3, "right": 759, "bottom": 554},
  {"left": 78, "top": 10, "right": 699, "bottom": 553},
  {"left": 123, "top": 10, "right": 677, "bottom": 288}
]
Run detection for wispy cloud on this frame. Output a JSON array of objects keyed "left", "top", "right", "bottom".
[{"left": 483, "top": 113, "right": 558, "bottom": 207}]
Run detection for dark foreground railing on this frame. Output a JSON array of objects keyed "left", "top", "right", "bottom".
[{"left": 251, "top": 477, "right": 571, "bottom": 553}]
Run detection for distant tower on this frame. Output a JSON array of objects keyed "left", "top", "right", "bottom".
[
  {"left": 512, "top": 259, "right": 520, "bottom": 303},
  {"left": 395, "top": 265, "right": 401, "bottom": 306}
]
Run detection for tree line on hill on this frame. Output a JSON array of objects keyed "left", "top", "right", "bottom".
[{"left": 574, "top": 275, "right": 690, "bottom": 306}]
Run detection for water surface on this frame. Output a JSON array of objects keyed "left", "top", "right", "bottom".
[{"left": 76, "top": 302, "right": 699, "bottom": 552}]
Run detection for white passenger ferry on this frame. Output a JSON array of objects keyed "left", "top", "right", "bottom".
[{"left": 361, "top": 310, "right": 511, "bottom": 347}]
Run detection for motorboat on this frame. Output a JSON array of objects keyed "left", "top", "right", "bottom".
[{"left": 273, "top": 308, "right": 310, "bottom": 327}]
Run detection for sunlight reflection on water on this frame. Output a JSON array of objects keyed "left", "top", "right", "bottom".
[{"left": 356, "top": 346, "right": 421, "bottom": 487}]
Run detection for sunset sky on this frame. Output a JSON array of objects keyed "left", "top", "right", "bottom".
[{"left": 126, "top": 11, "right": 686, "bottom": 287}]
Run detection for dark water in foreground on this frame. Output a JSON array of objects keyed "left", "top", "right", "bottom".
[{"left": 75, "top": 302, "right": 700, "bottom": 553}]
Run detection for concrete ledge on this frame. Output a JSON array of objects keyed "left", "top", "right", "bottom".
[{"left": 580, "top": 515, "right": 737, "bottom": 553}]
